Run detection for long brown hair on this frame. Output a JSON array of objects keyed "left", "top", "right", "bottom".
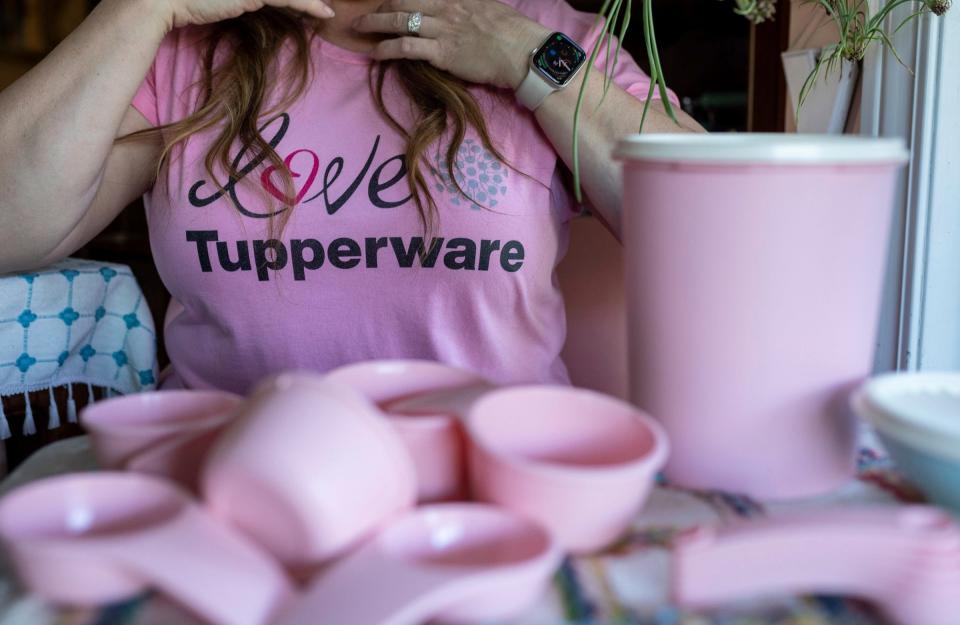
[{"left": 123, "top": 8, "right": 513, "bottom": 236}]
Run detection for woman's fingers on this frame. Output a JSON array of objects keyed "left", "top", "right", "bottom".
[
  {"left": 264, "top": 0, "right": 335, "bottom": 18},
  {"left": 352, "top": 12, "right": 441, "bottom": 37},
  {"left": 370, "top": 36, "right": 442, "bottom": 64},
  {"left": 374, "top": 0, "right": 444, "bottom": 16}
]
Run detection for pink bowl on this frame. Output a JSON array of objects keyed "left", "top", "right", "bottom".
[
  {"left": 326, "top": 360, "right": 491, "bottom": 503},
  {"left": 81, "top": 390, "right": 243, "bottom": 469},
  {"left": 465, "top": 386, "right": 669, "bottom": 554}
]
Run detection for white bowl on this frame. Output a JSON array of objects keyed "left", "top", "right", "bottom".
[{"left": 852, "top": 372, "right": 960, "bottom": 512}]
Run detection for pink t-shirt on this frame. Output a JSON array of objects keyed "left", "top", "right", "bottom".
[{"left": 131, "top": 0, "right": 668, "bottom": 394}]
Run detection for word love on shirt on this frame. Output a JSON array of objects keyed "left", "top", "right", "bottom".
[
  {"left": 187, "top": 114, "right": 415, "bottom": 218},
  {"left": 186, "top": 231, "right": 526, "bottom": 282}
]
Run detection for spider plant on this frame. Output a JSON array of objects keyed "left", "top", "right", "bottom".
[
  {"left": 568, "top": 0, "right": 777, "bottom": 201},
  {"left": 733, "top": 0, "right": 778, "bottom": 23},
  {"left": 797, "top": 0, "right": 950, "bottom": 112},
  {"left": 570, "top": 0, "right": 679, "bottom": 202}
]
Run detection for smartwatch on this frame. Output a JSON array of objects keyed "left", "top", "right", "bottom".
[{"left": 515, "top": 32, "right": 587, "bottom": 111}]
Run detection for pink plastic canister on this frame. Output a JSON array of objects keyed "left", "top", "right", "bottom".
[{"left": 615, "top": 133, "right": 908, "bottom": 498}]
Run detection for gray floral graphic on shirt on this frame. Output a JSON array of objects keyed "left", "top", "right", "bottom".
[{"left": 431, "top": 138, "right": 509, "bottom": 209}]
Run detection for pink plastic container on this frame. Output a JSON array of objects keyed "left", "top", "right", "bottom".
[{"left": 615, "top": 134, "right": 908, "bottom": 498}]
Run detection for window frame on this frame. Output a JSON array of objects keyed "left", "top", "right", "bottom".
[{"left": 862, "top": 5, "right": 960, "bottom": 372}]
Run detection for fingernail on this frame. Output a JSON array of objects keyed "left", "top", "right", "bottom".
[{"left": 320, "top": 4, "right": 336, "bottom": 17}]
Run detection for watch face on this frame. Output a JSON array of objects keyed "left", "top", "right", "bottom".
[{"left": 534, "top": 33, "right": 587, "bottom": 87}]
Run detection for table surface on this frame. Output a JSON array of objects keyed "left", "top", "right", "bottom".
[{"left": 0, "top": 435, "right": 924, "bottom": 625}]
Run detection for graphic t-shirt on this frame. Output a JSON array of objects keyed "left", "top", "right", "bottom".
[{"left": 131, "top": 0, "right": 670, "bottom": 394}]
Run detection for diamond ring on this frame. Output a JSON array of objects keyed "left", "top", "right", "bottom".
[{"left": 407, "top": 11, "right": 423, "bottom": 36}]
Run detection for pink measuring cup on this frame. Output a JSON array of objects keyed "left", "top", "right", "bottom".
[
  {"left": 326, "top": 359, "right": 493, "bottom": 503},
  {"left": 466, "top": 386, "right": 669, "bottom": 554},
  {"left": 81, "top": 390, "right": 243, "bottom": 471},
  {"left": 276, "top": 503, "right": 561, "bottom": 625},
  {"left": 0, "top": 472, "right": 293, "bottom": 625},
  {"left": 201, "top": 372, "right": 417, "bottom": 570},
  {"left": 673, "top": 505, "right": 960, "bottom": 625}
]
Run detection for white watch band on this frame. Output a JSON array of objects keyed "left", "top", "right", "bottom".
[{"left": 516, "top": 66, "right": 555, "bottom": 111}]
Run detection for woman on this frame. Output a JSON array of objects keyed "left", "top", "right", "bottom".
[{"left": 0, "top": 0, "right": 701, "bottom": 394}]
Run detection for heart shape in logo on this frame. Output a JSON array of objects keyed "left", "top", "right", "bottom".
[{"left": 260, "top": 149, "right": 320, "bottom": 206}]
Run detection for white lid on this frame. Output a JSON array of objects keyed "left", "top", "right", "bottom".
[
  {"left": 852, "top": 372, "right": 960, "bottom": 461},
  {"left": 614, "top": 133, "right": 910, "bottom": 165}
]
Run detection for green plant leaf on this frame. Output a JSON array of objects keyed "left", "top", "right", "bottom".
[{"left": 572, "top": 0, "right": 622, "bottom": 202}]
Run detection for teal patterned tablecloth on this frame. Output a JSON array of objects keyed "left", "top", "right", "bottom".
[{"left": 0, "top": 259, "right": 157, "bottom": 438}]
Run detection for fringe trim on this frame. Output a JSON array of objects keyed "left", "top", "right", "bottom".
[
  {"left": 22, "top": 391, "right": 36, "bottom": 436},
  {"left": 48, "top": 386, "right": 61, "bottom": 430},
  {"left": 0, "top": 400, "right": 9, "bottom": 440},
  {"left": 67, "top": 383, "right": 77, "bottom": 424},
  {"left": 0, "top": 382, "right": 122, "bottom": 438}
]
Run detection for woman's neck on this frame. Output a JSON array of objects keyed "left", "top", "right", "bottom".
[{"left": 317, "top": 0, "right": 388, "bottom": 53}]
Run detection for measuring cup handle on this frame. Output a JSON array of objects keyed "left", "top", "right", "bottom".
[
  {"left": 275, "top": 548, "right": 465, "bottom": 625},
  {"left": 672, "top": 506, "right": 960, "bottom": 616},
  {"left": 111, "top": 504, "right": 294, "bottom": 625},
  {"left": 125, "top": 427, "right": 226, "bottom": 492},
  {"left": 384, "top": 382, "right": 494, "bottom": 419}
]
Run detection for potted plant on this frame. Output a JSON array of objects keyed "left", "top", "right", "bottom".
[{"left": 570, "top": 0, "right": 953, "bottom": 182}]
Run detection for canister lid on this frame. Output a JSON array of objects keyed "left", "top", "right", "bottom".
[
  {"left": 853, "top": 372, "right": 960, "bottom": 460},
  {"left": 614, "top": 133, "right": 910, "bottom": 164}
]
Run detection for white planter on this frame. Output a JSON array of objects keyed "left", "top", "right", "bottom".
[{"left": 782, "top": 48, "right": 859, "bottom": 134}]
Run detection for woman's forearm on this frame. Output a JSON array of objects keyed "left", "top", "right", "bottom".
[
  {"left": 0, "top": 0, "right": 169, "bottom": 260},
  {"left": 532, "top": 58, "right": 704, "bottom": 239}
]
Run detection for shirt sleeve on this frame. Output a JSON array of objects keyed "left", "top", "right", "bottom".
[
  {"left": 511, "top": 0, "right": 680, "bottom": 106},
  {"left": 130, "top": 60, "right": 160, "bottom": 127},
  {"left": 129, "top": 29, "right": 190, "bottom": 128}
]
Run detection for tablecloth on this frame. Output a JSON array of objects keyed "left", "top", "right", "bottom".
[
  {"left": 0, "top": 259, "right": 158, "bottom": 438},
  {"left": 0, "top": 433, "right": 924, "bottom": 625}
]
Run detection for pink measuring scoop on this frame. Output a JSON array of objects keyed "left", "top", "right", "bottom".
[
  {"left": 0, "top": 472, "right": 294, "bottom": 625},
  {"left": 276, "top": 503, "right": 561, "bottom": 625}
]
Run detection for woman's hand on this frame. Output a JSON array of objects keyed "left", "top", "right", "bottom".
[
  {"left": 352, "top": 0, "right": 551, "bottom": 90},
  {"left": 163, "top": 0, "right": 335, "bottom": 30}
]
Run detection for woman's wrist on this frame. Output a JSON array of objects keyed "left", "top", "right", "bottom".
[
  {"left": 504, "top": 22, "right": 552, "bottom": 91},
  {"left": 139, "top": 0, "right": 177, "bottom": 36}
]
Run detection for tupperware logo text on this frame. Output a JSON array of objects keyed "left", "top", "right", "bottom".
[{"left": 187, "top": 231, "right": 525, "bottom": 281}]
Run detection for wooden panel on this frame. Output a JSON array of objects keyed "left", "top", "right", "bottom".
[{"left": 749, "top": 0, "right": 791, "bottom": 131}]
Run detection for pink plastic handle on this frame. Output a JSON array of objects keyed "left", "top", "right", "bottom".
[
  {"left": 109, "top": 498, "right": 295, "bottom": 625},
  {"left": 325, "top": 359, "right": 493, "bottom": 418},
  {"left": 275, "top": 504, "right": 561, "bottom": 625},
  {"left": 672, "top": 505, "right": 960, "bottom": 625},
  {"left": 382, "top": 383, "right": 493, "bottom": 420}
]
